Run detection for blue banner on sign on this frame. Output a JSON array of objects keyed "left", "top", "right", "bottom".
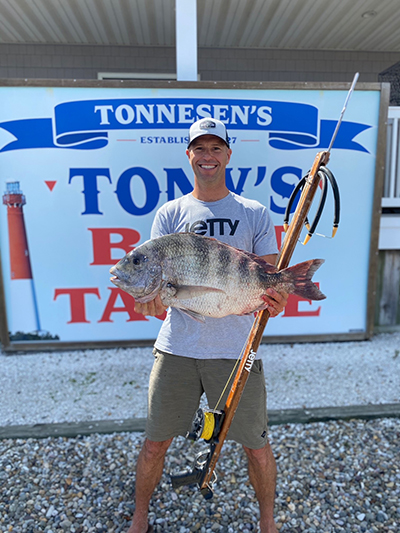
[{"left": 0, "top": 98, "right": 370, "bottom": 152}]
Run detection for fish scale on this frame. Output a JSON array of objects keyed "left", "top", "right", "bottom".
[{"left": 110, "top": 232, "right": 326, "bottom": 322}]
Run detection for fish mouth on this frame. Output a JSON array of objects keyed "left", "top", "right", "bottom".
[
  {"left": 109, "top": 269, "right": 128, "bottom": 289},
  {"left": 110, "top": 274, "right": 141, "bottom": 297},
  {"left": 109, "top": 266, "right": 127, "bottom": 285},
  {"left": 110, "top": 275, "right": 124, "bottom": 288}
]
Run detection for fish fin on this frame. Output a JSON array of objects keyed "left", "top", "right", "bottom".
[
  {"left": 238, "top": 250, "right": 278, "bottom": 273},
  {"left": 178, "top": 308, "right": 206, "bottom": 323},
  {"left": 282, "top": 259, "right": 326, "bottom": 301},
  {"left": 173, "top": 285, "right": 225, "bottom": 300}
]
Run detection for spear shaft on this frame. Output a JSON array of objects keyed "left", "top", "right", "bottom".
[{"left": 199, "top": 150, "right": 329, "bottom": 494}]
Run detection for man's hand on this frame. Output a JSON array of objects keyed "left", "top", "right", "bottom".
[
  {"left": 258, "top": 254, "right": 288, "bottom": 317},
  {"left": 134, "top": 294, "right": 168, "bottom": 317},
  {"left": 262, "top": 288, "right": 288, "bottom": 318}
]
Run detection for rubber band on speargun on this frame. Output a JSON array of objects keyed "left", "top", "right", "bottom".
[{"left": 283, "top": 165, "right": 340, "bottom": 244}]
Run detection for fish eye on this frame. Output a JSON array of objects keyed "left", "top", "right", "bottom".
[{"left": 131, "top": 254, "right": 147, "bottom": 266}]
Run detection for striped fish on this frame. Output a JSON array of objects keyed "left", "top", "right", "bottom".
[{"left": 110, "top": 232, "right": 325, "bottom": 322}]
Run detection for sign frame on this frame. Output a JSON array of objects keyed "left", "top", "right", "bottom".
[{"left": 0, "top": 79, "right": 389, "bottom": 353}]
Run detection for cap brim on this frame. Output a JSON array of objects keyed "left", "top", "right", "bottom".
[{"left": 187, "top": 132, "right": 230, "bottom": 148}]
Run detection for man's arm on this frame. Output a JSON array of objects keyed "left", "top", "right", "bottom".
[{"left": 261, "top": 253, "right": 278, "bottom": 265}]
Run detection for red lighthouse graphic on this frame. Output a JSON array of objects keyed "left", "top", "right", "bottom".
[{"left": 2, "top": 181, "right": 41, "bottom": 334}]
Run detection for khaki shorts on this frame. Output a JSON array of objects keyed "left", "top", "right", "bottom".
[{"left": 146, "top": 349, "right": 268, "bottom": 449}]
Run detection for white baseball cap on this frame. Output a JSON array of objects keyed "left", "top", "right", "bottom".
[{"left": 187, "top": 118, "right": 230, "bottom": 148}]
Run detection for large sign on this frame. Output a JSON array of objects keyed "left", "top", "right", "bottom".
[{"left": 0, "top": 82, "right": 385, "bottom": 350}]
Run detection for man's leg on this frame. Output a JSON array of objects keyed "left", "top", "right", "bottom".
[
  {"left": 243, "top": 441, "right": 278, "bottom": 533},
  {"left": 127, "top": 437, "right": 173, "bottom": 533}
]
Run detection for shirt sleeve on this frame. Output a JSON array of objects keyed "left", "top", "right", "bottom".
[{"left": 150, "top": 206, "right": 170, "bottom": 239}]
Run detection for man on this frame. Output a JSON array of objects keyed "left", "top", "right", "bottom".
[{"left": 128, "top": 118, "right": 287, "bottom": 533}]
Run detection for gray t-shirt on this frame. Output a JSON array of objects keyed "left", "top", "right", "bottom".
[{"left": 152, "top": 192, "right": 278, "bottom": 359}]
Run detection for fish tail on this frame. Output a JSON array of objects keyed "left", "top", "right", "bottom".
[{"left": 281, "top": 259, "right": 326, "bottom": 301}]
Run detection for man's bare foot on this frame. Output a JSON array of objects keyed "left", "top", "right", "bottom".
[{"left": 126, "top": 516, "right": 152, "bottom": 533}]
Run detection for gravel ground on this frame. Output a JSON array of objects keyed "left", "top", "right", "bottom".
[
  {"left": 1, "top": 332, "right": 399, "bottom": 532},
  {"left": 0, "top": 419, "right": 399, "bottom": 532},
  {"left": 1, "top": 332, "right": 399, "bottom": 426}
]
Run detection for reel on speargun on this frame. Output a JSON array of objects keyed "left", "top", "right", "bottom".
[{"left": 187, "top": 408, "right": 225, "bottom": 442}]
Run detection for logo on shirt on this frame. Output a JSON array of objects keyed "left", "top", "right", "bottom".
[{"left": 184, "top": 218, "right": 240, "bottom": 236}]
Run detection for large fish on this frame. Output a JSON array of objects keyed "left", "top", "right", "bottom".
[{"left": 109, "top": 232, "right": 326, "bottom": 322}]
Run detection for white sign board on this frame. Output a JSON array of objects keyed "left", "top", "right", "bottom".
[{"left": 0, "top": 83, "right": 383, "bottom": 348}]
